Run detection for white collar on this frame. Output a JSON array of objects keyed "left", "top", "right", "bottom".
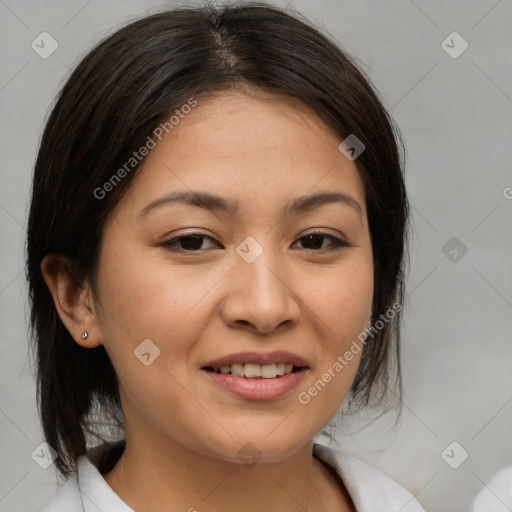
[{"left": 44, "top": 442, "right": 424, "bottom": 512}]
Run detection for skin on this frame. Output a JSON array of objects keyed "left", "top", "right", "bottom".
[{"left": 42, "top": 88, "right": 374, "bottom": 512}]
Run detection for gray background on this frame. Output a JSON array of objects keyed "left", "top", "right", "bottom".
[{"left": 1, "top": 0, "right": 511, "bottom": 511}]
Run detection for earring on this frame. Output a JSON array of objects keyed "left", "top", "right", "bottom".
[{"left": 81, "top": 331, "right": 88, "bottom": 340}]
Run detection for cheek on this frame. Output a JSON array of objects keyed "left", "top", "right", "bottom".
[
  {"left": 96, "top": 244, "right": 219, "bottom": 337},
  {"left": 94, "top": 243, "right": 233, "bottom": 385},
  {"left": 305, "top": 258, "right": 373, "bottom": 338},
  {"left": 302, "top": 257, "right": 373, "bottom": 391}
]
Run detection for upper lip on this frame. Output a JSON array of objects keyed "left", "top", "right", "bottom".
[{"left": 201, "top": 351, "right": 310, "bottom": 371}]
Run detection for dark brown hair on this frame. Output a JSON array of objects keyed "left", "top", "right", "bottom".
[{"left": 26, "top": 1, "right": 410, "bottom": 479}]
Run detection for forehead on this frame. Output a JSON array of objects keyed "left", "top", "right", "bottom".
[{"left": 113, "top": 89, "right": 367, "bottom": 220}]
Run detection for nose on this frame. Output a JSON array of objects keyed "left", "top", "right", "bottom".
[{"left": 220, "top": 246, "right": 301, "bottom": 335}]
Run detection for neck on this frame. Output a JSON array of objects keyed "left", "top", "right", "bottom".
[{"left": 102, "top": 433, "right": 342, "bottom": 512}]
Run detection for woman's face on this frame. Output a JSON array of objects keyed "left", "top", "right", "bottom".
[{"left": 91, "top": 89, "right": 373, "bottom": 463}]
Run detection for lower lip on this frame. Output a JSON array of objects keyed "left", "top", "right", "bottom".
[{"left": 201, "top": 368, "right": 308, "bottom": 401}]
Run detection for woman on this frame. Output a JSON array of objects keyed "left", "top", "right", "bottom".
[{"left": 27, "top": 3, "right": 423, "bottom": 510}]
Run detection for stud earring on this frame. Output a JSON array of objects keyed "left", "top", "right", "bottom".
[{"left": 81, "top": 331, "right": 88, "bottom": 340}]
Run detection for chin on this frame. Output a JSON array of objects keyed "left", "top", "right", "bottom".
[{"left": 199, "top": 430, "right": 312, "bottom": 466}]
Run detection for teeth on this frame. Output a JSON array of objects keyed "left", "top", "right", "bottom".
[
  {"left": 261, "top": 364, "right": 276, "bottom": 378},
  {"left": 213, "top": 363, "right": 297, "bottom": 378},
  {"left": 231, "top": 364, "right": 244, "bottom": 377},
  {"left": 244, "top": 363, "right": 261, "bottom": 378}
]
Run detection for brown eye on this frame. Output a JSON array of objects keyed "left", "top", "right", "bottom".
[
  {"left": 161, "top": 234, "right": 221, "bottom": 252},
  {"left": 294, "top": 233, "right": 350, "bottom": 251}
]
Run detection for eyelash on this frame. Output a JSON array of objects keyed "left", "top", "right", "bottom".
[{"left": 160, "top": 230, "right": 351, "bottom": 253}]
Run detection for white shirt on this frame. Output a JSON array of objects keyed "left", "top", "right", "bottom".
[
  {"left": 472, "top": 465, "right": 512, "bottom": 512},
  {"left": 42, "top": 442, "right": 426, "bottom": 511}
]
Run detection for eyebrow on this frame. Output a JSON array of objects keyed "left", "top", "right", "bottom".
[{"left": 138, "top": 190, "right": 363, "bottom": 222}]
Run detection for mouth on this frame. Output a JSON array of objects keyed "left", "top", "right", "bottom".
[
  {"left": 200, "top": 351, "right": 310, "bottom": 379},
  {"left": 200, "top": 351, "right": 310, "bottom": 400}
]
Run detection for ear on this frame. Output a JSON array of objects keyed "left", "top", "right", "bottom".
[{"left": 40, "top": 254, "right": 102, "bottom": 348}]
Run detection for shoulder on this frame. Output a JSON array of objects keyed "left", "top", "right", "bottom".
[
  {"left": 41, "top": 473, "right": 82, "bottom": 512},
  {"left": 41, "top": 455, "right": 134, "bottom": 512},
  {"left": 472, "top": 465, "right": 512, "bottom": 511},
  {"left": 313, "top": 442, "right": 426, "bottom": 511}
]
